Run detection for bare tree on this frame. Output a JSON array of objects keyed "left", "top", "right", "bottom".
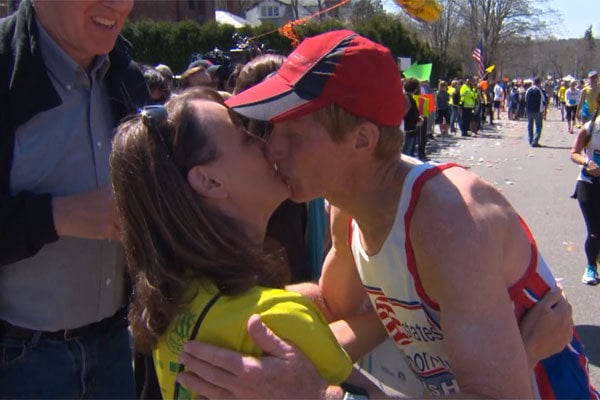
[
  {"left": 545, "top": 49, "right": 564, "bottom": 80},
  {"left": 459, "top": 0, "right": 556, "bottom": 67},
  {"left": 402, "top": 0, "right": 558, "bottom": 77},
  {"left": 412, "top": 0, "right": 463, "bottom": 77},
  {"left": 352, "top": 0, "right": 383, "bottom": 21},
  {"left": 584, "top": 25, "right": 595, "bottom": 50}
]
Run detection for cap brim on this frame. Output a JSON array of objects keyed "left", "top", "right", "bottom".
[{"left": 225, "top": 73, "right": 329, "bottom": 122}]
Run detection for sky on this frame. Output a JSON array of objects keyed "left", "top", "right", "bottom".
[
  {"left": 547, "top": 0, "right": 597, "bottom": 39},
  {"left": 383, "top": 0, "right": 597, "bottom": 40}
]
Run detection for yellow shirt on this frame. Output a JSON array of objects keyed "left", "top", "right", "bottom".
[
  {"left": 154, "top": 281, "right": 353, "bottom": 399},
  {"left": 448, "top": 86, "right": 456, "bottom": 105},
  {"left": 582, "top": 84, "right": 600, "bottom": 114},
  {"left": 557, "top": 86, "right": 566, "bottom": 103},
  {"left": 460, "top": 84, "right": 477, "bottom": 108}
]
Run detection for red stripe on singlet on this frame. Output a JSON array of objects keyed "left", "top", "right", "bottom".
[
  {"left": 404, "top": 163, "right": 461, "bottom": 311},
  {"left": 534, "top": 363, "right": 556, "bottom": 399},
  {"left": 507, "top": 216, "right": 551, "bottom": 318}
]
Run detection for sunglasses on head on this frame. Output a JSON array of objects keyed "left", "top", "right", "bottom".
[
  {"left": 140, "top": 105, "right": 182, "bottom": 167},
  {"left": 141, "top": 104, "right": 168, "bottom": 128}
]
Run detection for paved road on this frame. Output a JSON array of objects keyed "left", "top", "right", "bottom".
[{"left": 425, "top": 105, "right": 600, "bottom": 387}]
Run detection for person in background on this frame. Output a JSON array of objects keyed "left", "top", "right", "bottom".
[
  {"left": 0, "top": 0, "right": 149, "bottom": 397},
  {"left": 478, "top": 80, "right": 492, "bottom": 129},
  {"left": 577, "top": 70, "right": 599, "bottom": 124},
  {"left": 178, "top": 64, "right": 213, "bottom": 89},
  {"left": 110, "top": 88, "right": 354, "bottom": 400},
  {"left": 207, "top": 64, "right": 226, "bottom": 91},
  {"left": 448, "top": 79, "right": 461, "bottom": 134},
  {"left": 507, "top": 82, "right": 519, "bottom": 121},
  {"left": 143, "top": 67, "right": 171, "bottom": 104},
  {"left": 525, "top": 77, "right": 547, "bottom": 147},
  {"left": 417, "top": 80, "right": 432, "bottom": 160},
  {"left": 570, "top": 91, "right": 600, "bottom": 285},
  {"left": 566, "top": 80, "right": 582, "bottom": 134},
  {"left": 493, "top": 79, "right": 505, "bottom": 121},
  {"left": 557, "top": 80, "right": 568, "bottom": 122},
  {"left": 178, "top": 30, "right": 593, "bottom": 399},
  {"left": 469, "top": 80, "right": 482, "bottom": 134},
  {"left": 517, "top": 81, "right": 527, "bottom": 119},
  {"left": 435, "top": 80, "right": 450, "bottom": 137},
  {"left": 155, "top": 63, "right": 175, "bottom": 91},
  {"left": 401, "top": 78, "right": 422, "bottom": 156},
  {"left": 459, "top": 77, "right": 477, "bottom": 136}
]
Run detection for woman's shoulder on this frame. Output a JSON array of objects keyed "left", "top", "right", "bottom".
[{"left": 214, "top": 286, "right": 315, "bottom": 315}]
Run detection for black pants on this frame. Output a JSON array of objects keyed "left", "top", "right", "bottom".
[
  {"left": 461, "top": 107, "right": 473, "bottom": 135},
  {"left": 135, "top": 352, "right": 162, "bottom": 399},
  {"left": 576, "top": 180, "right": 600, "bottom": 266},
  {"left": 418, "top": 117, "right": 428, "bottom": 159}
]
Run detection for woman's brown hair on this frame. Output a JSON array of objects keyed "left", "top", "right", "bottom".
[{"left": 110, "top": 87, "right": 288, "bottom": 353}]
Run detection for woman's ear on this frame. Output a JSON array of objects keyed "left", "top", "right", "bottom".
[
  {"left": 354, "top": 121, "right": 380, "bottom": 153},
  {"left": 187, "top": 166, "right": 228, "bottom": 199}
]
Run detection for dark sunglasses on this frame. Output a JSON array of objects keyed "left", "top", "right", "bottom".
[
  {"left": 140, "top": 105, "right": 173, "bottom": 156},
  {"left": 141, "top": 105, "right": 194, "bottom": 178},
  {"left": 141, "top": 104, "right": 168, "bottom": 129}
]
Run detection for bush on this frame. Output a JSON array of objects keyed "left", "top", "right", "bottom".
[{"left": 122, "top": 13, "right": 440, "bottom": 80}]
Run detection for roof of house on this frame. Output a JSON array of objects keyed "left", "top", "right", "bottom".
[{"left": 215, "top": 9, "right": 254, "bottom": 27}]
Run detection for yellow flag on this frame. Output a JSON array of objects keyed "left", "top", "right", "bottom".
[{"left": 485, "top": 65, "right": 496, "bottom": 73}]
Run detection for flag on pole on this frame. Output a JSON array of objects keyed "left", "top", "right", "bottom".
[{"left": 472, "top": 39, "right": 485, "bottom": 79}]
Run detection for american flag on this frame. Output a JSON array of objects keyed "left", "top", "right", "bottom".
[{"left": 472, "top": 39, "right": 484, "bottom": 79}]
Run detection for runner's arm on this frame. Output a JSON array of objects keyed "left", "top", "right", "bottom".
[{"left": 319, "top": 205, "right": 370, "bottom": 320}]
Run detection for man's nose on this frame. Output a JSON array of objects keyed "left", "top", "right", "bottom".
[{"left": 264, "top": 129, "right": 282, "bottom": 164}]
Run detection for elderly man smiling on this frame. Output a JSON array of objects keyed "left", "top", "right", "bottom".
[{"left": 0, "top": 0, "right": 149, "bottom": 397}]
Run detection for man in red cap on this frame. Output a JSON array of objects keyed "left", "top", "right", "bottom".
[{"left": 176, "top": 30, "right": 595, "bottom": 399}]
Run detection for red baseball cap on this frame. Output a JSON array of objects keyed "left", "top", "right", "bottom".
[{"left": 225, "top": 30, "right": 405, "bottom": 126}]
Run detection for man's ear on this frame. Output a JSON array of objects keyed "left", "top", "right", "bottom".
[
  {"left": 354, "top": 121, "right": 380, "bottom": 153},
  {"left": 187, "top": 166, "right": 228, "bottom": 199}
]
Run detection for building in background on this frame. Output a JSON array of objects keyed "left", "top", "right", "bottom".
[
  {"left": 242, "top": 0, "right": 347, "bottom": 27},
  {"left": 129, "top": 0, "right": 215, "bottom": 22},
  {"left": 0, "top": 0, "right": 346, "bottom": 26},
  {"left": 0, "top": 0, "right": 215, "bottom": 23}
]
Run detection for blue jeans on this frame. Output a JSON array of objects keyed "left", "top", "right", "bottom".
[
  {"left": 527, "top": 112, "right": 543, "bottom": 145},
  {"left": 402, "top": 132, "right": 417, "bottom": 156},
  {"left": 0, "top": 326, "right": 135, "bottom": 399}
]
